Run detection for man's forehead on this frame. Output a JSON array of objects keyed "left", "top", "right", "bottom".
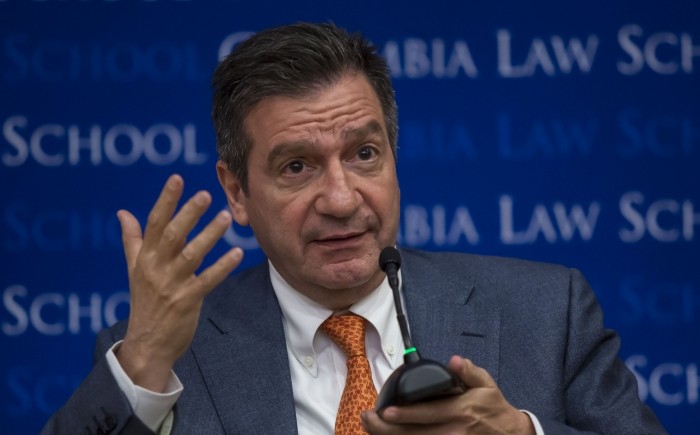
[
  {"left": 246, "top": 71, "right": 376, "bottom": 112},
  {"left": 244, "top": 75, "right": 386, "bottom": 139}
]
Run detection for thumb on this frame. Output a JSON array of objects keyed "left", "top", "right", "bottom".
[
  {"left": 117, "top": 209, "right": 143, "bottom": 270},
  {"left": 449, "top": 355, "right": 495, "bottom": 388}
]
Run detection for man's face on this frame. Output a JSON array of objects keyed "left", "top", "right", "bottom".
[{"left": 218, "top": 73, "right": 400, "bottom": 310}]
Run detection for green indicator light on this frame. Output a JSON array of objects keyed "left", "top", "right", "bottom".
[{"left": 403, "top": 347, "right": 417, "bottom": 355}]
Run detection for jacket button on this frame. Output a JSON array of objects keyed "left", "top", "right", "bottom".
[{"left": 100, "top": 414, "right": 117, "bottom": 432}]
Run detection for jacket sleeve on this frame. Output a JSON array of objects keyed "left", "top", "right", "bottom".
[
  {"left": 39, "top": 325, "right": 155, "bottom": 435},
  {"left": 538, "top": 269, "right": 667, "bottom": 435}
]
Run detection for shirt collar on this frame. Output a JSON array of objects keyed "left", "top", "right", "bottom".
[{"left": 269, "top": 261, "right": 402, "bottom": 376}]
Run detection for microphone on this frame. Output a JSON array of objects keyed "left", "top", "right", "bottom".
[{"left": 375, "top": 247, "right": 465, "bottom": 411}]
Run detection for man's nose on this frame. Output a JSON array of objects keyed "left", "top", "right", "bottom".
[{"left": 314, "top": 161, "right": 361, "bottom": 218}]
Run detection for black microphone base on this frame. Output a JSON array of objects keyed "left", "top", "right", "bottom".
[{"left": 375, "top": 359, "right": 465, "bottom": 411}]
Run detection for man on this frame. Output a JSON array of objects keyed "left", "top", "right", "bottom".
[{"left": 42, "top": 22, "right": 665, "bottom": 434}]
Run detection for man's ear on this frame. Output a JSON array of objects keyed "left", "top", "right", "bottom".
[{"left": 216, "top": 160, "right": 249, "bottom": 226}]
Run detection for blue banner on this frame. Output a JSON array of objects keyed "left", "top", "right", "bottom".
[{"left": 1, "top": 1, "right": 698, "bottom": 433}]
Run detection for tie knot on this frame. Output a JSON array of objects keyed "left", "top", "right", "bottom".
[{"left": 322, "top": 314, "right": 367, "bottom": 358}]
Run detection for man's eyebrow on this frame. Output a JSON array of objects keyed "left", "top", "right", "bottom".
[
  {"left": 266, "top": 140, "right": 316, "bottom": 169},
  {"left": 341, "top": 120, "right": 384, "bottom": 142},
  {"left": 265, "top": 121, "right": 386, "bottom": 169}
]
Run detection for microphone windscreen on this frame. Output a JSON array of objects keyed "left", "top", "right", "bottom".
[{"left": 379, "top": 247, "right": 401, "bottom": 272}]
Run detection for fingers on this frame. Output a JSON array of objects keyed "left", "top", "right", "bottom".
[
  {"left": 142, "top": 175, "right": 219, "bottom": 265},
  {"left": 448, "top": 356, "right": 494, "bottom": 389},
  {"left": 377, "top": 357, "right": 496, "bottom": 426},
  {"left": 173, "top": 210, "right": 233, "bottom": 276},
  {"left": 117, "top": 209, "right": 143, "bottom": 270},
  {"left": 123, "top": 173, "right": 240, "bottom": 290},
  {"left": 196, "top": 247, "right": 244, "bottom": 296},
  {"left": 143, "top": 174, "right": 184, "bottom": 248},
  {"left": 373, "top": 358, "right": 526, "bottom": 434},
  {"left": 362, "top": 410, "right": 450, "bottom": 435},
  {"left": 378, "top": 400, "right": 454, "bottom": 426},
  {"left": 362, "top": 410, "right": 402, "bottom": 434},
  {"left": 159, "top": 190, "right": 212, "bottom": 256}
]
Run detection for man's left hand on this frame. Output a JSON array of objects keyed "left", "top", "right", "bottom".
[{"left": 362, "top": 356, "right": 536, "bottom": 435}]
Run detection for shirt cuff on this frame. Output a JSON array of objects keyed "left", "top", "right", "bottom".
[
  {"left": 105, "top": 341, "right": 184, "bottom": 432},
  {"left": 521, "top": 410, "right": 545, "bottom": 435}
]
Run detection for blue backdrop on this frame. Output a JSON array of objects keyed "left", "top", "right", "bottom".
[{"left": 1, "top": 1, "right": 698, "bottom": 433}]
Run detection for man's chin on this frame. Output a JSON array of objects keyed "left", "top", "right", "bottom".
[{"left": 312, "top": 260, "right": 379, "bottom": 291}]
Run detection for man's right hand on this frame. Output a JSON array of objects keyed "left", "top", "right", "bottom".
[{"left": 115, "top": 174, "right": 243, "bottom": 392}]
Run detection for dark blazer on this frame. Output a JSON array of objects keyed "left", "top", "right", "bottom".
[{"left": 41, "top": 248, "right": 666, "bottom": 434}]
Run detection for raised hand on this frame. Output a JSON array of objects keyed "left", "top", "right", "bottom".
[{"left": 115, "top": 174, "right": 243, "bottom": 392}]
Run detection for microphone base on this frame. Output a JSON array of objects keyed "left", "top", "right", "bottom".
[{"left": 375, "top": 359, "right": 465, "bottom": 411}]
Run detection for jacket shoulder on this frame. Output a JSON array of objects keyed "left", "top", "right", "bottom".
[{"left": 400, "top": 247, "right": 574, "bottom": 283}]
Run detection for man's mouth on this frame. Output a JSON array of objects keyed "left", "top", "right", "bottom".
[{"left": 313, "top": 231, "right": 367, "bottom": 247}]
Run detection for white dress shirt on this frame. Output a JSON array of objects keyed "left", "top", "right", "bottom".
[
  {"left": 106, "top": 261, "right": 544, "bottom": 434},
  {"left": 268, "top": 262, "right": 404, "bottom": 433}
]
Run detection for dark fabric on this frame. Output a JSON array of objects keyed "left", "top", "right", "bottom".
[
  {"left": 40, "top": 248, "right": 667, "bottom": 434},
  {"left": 39, "top": 351, "right": 153, "bottom": 435}
]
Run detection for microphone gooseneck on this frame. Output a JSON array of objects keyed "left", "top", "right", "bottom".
[
  {"left": 375, "top": 247, "right": 467, "bottom": 410},
  {"left": 379, "top": 247, "right": 420, "bottom": 364}
]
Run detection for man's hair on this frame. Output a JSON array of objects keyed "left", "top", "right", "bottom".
[{"left": 212, "top": 22, "right": 398, "bottom": 194}]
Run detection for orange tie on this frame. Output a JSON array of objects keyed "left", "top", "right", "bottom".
[{"left": 322, "top": 314, "right": 377, "bottom": 435}]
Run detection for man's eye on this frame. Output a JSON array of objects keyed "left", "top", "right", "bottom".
[
  {"left": 286, "top": 160, "right": 305, "bottom": 174},
  {"left": 357, "top": 146, "right": 376, "bottom": 160}
]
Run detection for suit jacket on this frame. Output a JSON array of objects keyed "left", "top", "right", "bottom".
[{"left": 41, "top": 248, "right": 666, "bottom": 434}]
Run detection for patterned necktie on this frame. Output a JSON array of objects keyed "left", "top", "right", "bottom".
[{"left": 322, "top": 314, "right": 377, "bottom": 435}]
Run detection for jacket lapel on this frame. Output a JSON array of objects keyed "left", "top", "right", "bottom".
[
  {"left": 400, "top": 249, "right": 501, "bottom": 382},
  {"left": 191, "top": 265, "right": 298, "bottom": 434}
]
